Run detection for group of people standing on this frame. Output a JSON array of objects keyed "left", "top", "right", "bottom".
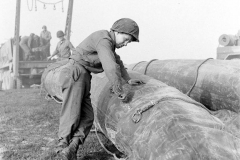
[
  {"left": 19, "top": 25, "right": 75, "bottom": 62},
  {"left": 19, "top": 25, "right": 51, "bottom": 61}
]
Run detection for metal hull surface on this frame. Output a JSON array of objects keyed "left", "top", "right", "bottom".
[
  {"left": 90, "top": 71, "right": 240, "bottom": 160},
  {"left": 128, "top": 59, "right": 240, "bottom": 113}
]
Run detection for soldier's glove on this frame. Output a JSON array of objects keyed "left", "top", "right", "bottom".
[
  {"left": 127, "top": 79, "right": 144, "bottom": 85},
  {"left": 47, "top": 56, "right": 52, "bottom": 61},
  {"left": 112, "top": 83, "right": 122, "bottom": 96},
  {"left": 118, "top": 84, "right": 132, "bottom": 103},
  {"left": 118, "top": 93, "right": 128, "bottom": 102},
  {"left": 111, "top": 83, "right": 130, "bottom": 102}
]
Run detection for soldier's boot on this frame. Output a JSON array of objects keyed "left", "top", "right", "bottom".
[
  {"left": 55, "top": 138, "right": 69, "bottom": 154},
  {"left": 59, "top": 137, "right": 81, "bottom": 160}
]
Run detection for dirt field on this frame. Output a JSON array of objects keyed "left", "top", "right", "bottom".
[{"left": 0, "top": 89, "right": 121, "bottom": 160}]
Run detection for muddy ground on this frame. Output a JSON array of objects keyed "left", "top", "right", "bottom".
[{"left": 0, "top": 89, "right": 122, "bottom": 160}]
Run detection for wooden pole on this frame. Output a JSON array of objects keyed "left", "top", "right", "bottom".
[
  {"left": 65, "top": 0, "right": 74, "bottom": 40},
  {"left": 13, "top": 0, "right": 21, "bottom": 78}
]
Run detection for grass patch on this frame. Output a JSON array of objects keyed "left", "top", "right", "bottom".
[{"left": 0, "top": 89, "right": 118, "bottom": 160}]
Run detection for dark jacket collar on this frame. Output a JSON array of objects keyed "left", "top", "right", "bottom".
[
  {"left": 109, "top": 31, "right": 116, "bottom": 51},
  {"left": 60, "top": 38, "right": 66, "bottom": 44}
]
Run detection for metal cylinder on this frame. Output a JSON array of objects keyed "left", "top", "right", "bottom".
[
  {"left": 90, "top": 71, "right": 240, "bottom": 160},
  {"left": 42, "top": 62, "right": 73, "bottom": 100},
  {"left": 128, "top": 59, "right": 240, "bottom": 113}
]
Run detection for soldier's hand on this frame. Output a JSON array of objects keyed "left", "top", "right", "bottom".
[
  {"left": 47, "top": 56, "right": 52, "bottom": 61},
  {"left": 112, "top": 83, "right": 122, "bottom": 96},
  {"left": 111, "top": 82, "right": 132, "bottom": 102},
  {"left": 127, "top": 79, "right": 144, "bottom": 85},
  {"left": 118, "top": 93, "right": 127, "bottom": 101},
  {"left": 118, "top": 92, "right": 131, "bottom": 103}
]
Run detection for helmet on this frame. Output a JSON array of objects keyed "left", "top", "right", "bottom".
[
  {"left": 111, "top": 18, "right": 139, "bottom": 42},
  {"left": 30, "top": 33, "right": 35, "bottom": 37},
  {"left": 42, "top": 25, "right": 47, "bottom": 29},
  {"left": 34, "top": 35, "right": 39, "bottom": 39},
  {"left": 57, "top": 30, "right": 64, "bottom": 38}
]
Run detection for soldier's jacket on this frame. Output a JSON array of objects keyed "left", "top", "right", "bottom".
[
  {"left": 53, "top": 39, "right": 75, "bottom": 59},
  {"left": 70, "top": 30, "right": 130, "bottom": 87},
  {"left": 42, "top": 30, "right": 130, "bottom": 94},
  {"left": 40, "top": 30, "right": 51, "bottom": 42},
  {"left": 19, "top": 36, "right": 33, "bottom": 53},
  {"left": 20, "top": 36, "right": 32, "bottom": 48}
]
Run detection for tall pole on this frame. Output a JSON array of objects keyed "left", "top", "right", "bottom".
[
  {"left": 13, "top": 0, "right": 21, "bottom": 78},
  {"left": 65, "top": 0, "right": 74, "bottom": 40}
]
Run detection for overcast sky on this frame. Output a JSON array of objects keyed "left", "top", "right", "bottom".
[{"left": 1, "top": 0, "right": 240, "bottom": 64}]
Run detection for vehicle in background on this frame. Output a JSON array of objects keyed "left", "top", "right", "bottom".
[
  {"left": 217, "top": 31, "right": 240, "bottom": 60},
  {"left": 0, "top": 38, "right": 52, "bottom": 90},
  {"left": 0, "top": 0, "right": 74, "bottom": 90}
]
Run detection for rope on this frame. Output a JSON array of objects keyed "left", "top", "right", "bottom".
[
  {"left": 131, "top": 58, "right": 213, "bottom": 97},
  {"left": 131, "top": 61, "right": 146, "bottom": 71},
  {"left": 93, "top": 123, "right": 128, "bottom": 160},
  {"left": 132, "top": 96, "right": 214, "bottom": 123},
  {"left": 27, "top": 0, "right": 33, "bottom": 11},
  {"left": 130, "top": 59, "right": 158, "bottom": 75},
  {"left": 36, "top": 0, "right": 63, "bottom": 5},
  {"left": 90, "top": 106, "right": 128, "bottom": 159},
  {"left": 93, "top": 122, "right": 117, "bottom": 158},
  {"left": 35, "top": 0, "right": 64, "bottom": 11},
  {"left": 143, "top": 59, "right": 158, "bottom": 75},
  {"left": 186, "top": 58, "right": 213, "bottom": 96},
  {"left": 41, "top": 84, "right": 63, "bottom": 104},
  {"left": 44, "top": 93, "right": 63, "bottom": 104}
]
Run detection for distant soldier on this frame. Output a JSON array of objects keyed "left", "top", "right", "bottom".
[
  {"left": 19, "top": 33, "right": 35, "bottom": 61},
  {"left": 47, "top": 30, "right": 75, "bottom": 61},
  {"left": 31, "top": 35, "right": 42, "bottom": 60},
  {"left": 40, "top": 25, "right": 52, "bottom": 59}
]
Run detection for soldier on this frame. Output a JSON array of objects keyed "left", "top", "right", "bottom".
[
  {"left": 40, "top": 25, "right": 52, "bottom": 59},
  {"left": 19, "top": 33, "right": 35, "bottom": 61},
  {"left": 47, "top": 30, "right": 75, "bottom": 61},
  {"left": 30, "top": 35, "right": 41, "bottom": 60},
  {"left": 42, "top": 18, "right": 143, "bottom": 159}
]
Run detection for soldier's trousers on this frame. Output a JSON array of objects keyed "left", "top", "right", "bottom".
[
  {"left": 20, "top": 43, "right": 31, "bottom": 60},
  {"left": 40, "top": 39, "right": 50, "bottom": 58},
  {"left": 44, "top": 59, "right": 94, "bottom": 144}
]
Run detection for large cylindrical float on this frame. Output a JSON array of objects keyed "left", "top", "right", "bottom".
[
  {"left": 127, "top": 59, "right": 240, "bottom": 113},
  {"left": 90, "top": 71, "right": 240, "bottom": 160},
  {"left": 41, "top": 59, "right": 69, "bottom": 102}
]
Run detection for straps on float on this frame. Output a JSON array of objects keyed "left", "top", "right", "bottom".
[{"left": 186, "top": 58, "right": 213, "bottom": 96}]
